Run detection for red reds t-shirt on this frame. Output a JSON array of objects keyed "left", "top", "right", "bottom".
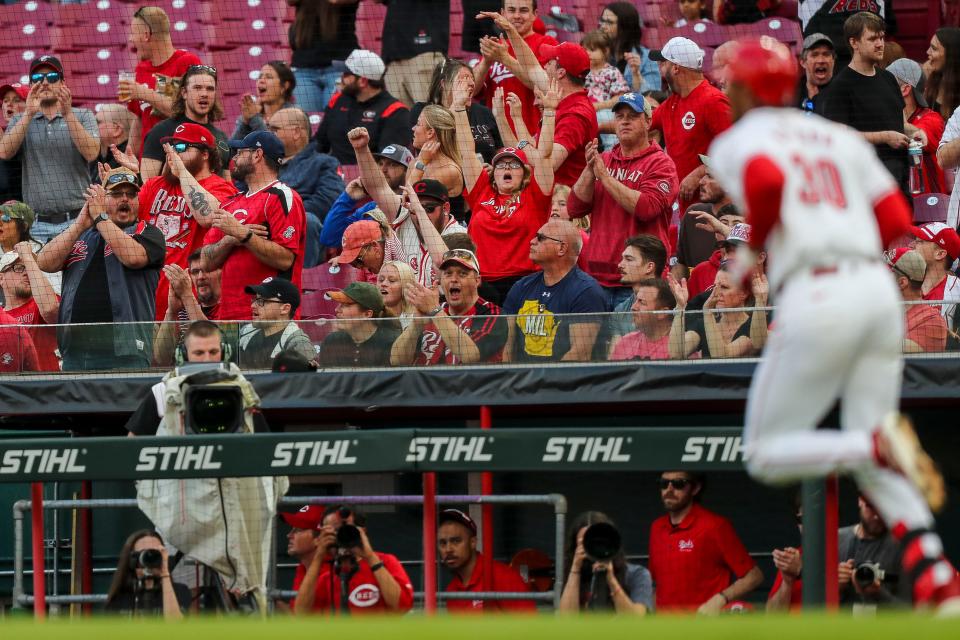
[
  {"left": 140, "top": 173, "right": 238, "bottom": 319},
  {"left": 312, "top": 553, "right": 414, "bottom": 615},
  {"left": 909, "top": 107, "right": 946, "bottom": 193},
  {"left": 477, "top": 32, "right": 558, "bottom": 137},
  {"left": 464, "top": 174, "right": 551, "bottom": 281},
  {"left": 648, "top": 503, "right": 756, "bottom": 611},
  {"left": 129, "top": 49, "right": 202, "bottom": 151},
  {"left": 650, "top": 80, "right": 731, "bottom": 212},
  {"left": 5, "top": 298, "right": 59, "bottom": 371},
  {"left": 548, "top": 90, "right": 598, "bottom": 187},
  {"left": 413, "top": 299, "right": 506, "bottom": 365},
  {"left": 0, "top": 307, "right": 39, "bottom": 372},
  {"left": 445, "top": 552, "right": 537, "bottom": 613},
  {"left": 202, "top": 180, "right": 306, "bottom": 321},
  {"left": 290, "top": 562, "right": 324, "bottom": 613}
]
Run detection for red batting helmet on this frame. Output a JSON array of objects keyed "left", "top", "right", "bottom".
[{"left": 726, "top": 39, "right": 799, "bottom": 107}]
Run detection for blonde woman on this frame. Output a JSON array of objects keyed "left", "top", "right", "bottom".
[
  {"left": 407, "top": 104, "right": 465, "bottom": 219},
  {"left": 378, "top": 260, "right": 417, "bottom": 328}
]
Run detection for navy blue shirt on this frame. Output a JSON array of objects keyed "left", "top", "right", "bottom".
[{"left": 503, "top": 266, "right": 608, "bottom": 362}]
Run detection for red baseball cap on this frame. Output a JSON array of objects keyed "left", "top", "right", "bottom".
[
  {"left": 491, "top": 146, "right": 529, "bottom": 167},
  {"left": 0, "top": 83, "right": 28, "bottom": 101},
  {"left": 726, "top": 38, "right": 799, "bottom": 107},
  {"left": 337, "top": 220, "right": 383, "bottom": 265},
  {"left": 279, "top": 504, "right": 326, "bottom": 530},
  {"left": 910, "top": 222, "right": 960, "bottom": 261},
  {"left": 538, "top": 42, "right": 590, "bottom": 79},
  {"left": 160, "top": 122, "right": 216, "bottom": 150}
]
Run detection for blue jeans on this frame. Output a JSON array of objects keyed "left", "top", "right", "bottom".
[
  {"left": 292, "top": 66, "right": 343, "bottom": 113},
  {"left": 304, "top": 211, "right": 322, "bottom": 268},
  {"left": 31, "top": 219, "right": 72, "bottom": 244}
]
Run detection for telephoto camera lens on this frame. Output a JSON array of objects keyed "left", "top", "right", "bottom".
[
  {"left": 336, "top": 523, "right": 363, "bottom": 549},
  {"left": 138, "top": 548, "right": 164, "bottom": 570},
  {"left": 582, "top": 522, "right": 622, "bottom": 562}
]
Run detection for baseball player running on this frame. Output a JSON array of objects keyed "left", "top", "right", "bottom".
[{"left": 707, "top": 39, "right": 960, "bottom": 611}]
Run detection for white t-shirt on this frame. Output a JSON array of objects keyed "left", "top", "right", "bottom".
[{"left": 938, "top": 106, "right": 960, "bottom": 228}]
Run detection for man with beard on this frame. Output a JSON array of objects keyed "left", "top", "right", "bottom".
[
  {"left": 141, "top": 66, "right": 229, "bottom": 181},
  {"left": 647, "top": 471, "right": 762, "bottom": 613},
  {"left": 237, "top": 277, "right": 314, "bottom": 369},
  {"left": 353, "top": 126, "right": 465, "bottom": 284},
  {"left": 122, "top": 6, "right": 201, "bottom": 154},
  {"left": 649, "top": 38, "right": 732, "bottom": 214},
  {"left": 201, "top": 131, "right": 306, "bottom": 321},
  {"left": 152, "top": 249, "right": 223, "bottom": 366},
  {"left": 798, "top": 33, "right": 836, "bottom": 113},
  {"left": 0, "top": 55, "right": 99, "bottom": 243},
  {"left": 138, "top": 123, "right": 236, "bottom": 319},
  {"left": 314, "top": 50, "right": 411, "bottom": 166},
  {"left": 821, "top": 13, "right": 910, "bottom": 195},
  {"left": 319, "top": 143, "right": 414, "bottom": 251},
  {"left": 0, "top": 240, "right": 60, "bottom": 370},
  {"left": 838, "top": 495, "right": 902, "bottom": 608},
  {"left": 37, "top": 168, "right": 165, "bottom": 370},
  {"left": 435, "top": 508, "right": 536, "bottom": 612}
]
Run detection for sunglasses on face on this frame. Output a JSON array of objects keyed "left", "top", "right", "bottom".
[
  {"left": 30, "top": 72, "right": 61, "bottom": 85},
  {"left": 106, "top": 172, "right": 137, "bottom": 186},
  {"left": 170, "top": 141, "right": 204, "bottom": 153},
  {"left": 0, "top": 213, "right": 18, "bottom": 223},
  {"left": 658, "top": 478, "right": 689, "bottom": 491},
  {"left": 443, "top": 248, "right": 478, "bottom": 262},
  {"left": 351, "top": 242, "right": 378, "bottom": 267},
  {"left": 495, "top": 161, "right": 522, "bottom": 170},
  {"left": 535, "top": 232, "right": 564, "bottom": 244},
  {"left": 187, "top": 64, "right": 217, "bottom": 78},
  {"left": 108, "top": 188, "right": 138, "bottom": 199}
]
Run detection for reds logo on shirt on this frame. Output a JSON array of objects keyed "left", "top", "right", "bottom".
[
  {"left": 681, "top": 111, "right": 697, "bottom": 130},
  {"left": 488, "top": 61, "right": 515, "bottom": 85},
  {"left": 678, "top": 539, "right": 695, "bottom": 552},
  {"left": 480, "top": 196, "right": 519, "bottom": 220},
  {"left": 348, "top": 584, "right": 381, "bottom": 607},
  {"left": 418, "top": 328, "right": 444, "bottom": 361},
  {"left": 1, "top": 353, "right": 11, "bottom": 365},
  {"left": 828, "top": 0, "right": 880, "bottom": 13},
  {"left": 65, "top": 240, "right": 89, "bottom": 267},
  {"left": 658, "top": 181, "right": 671, "bottom": 193}
]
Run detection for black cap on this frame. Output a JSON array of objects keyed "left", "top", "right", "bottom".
[
  {"left": 30, "top": 55, "right": 64, "bottom": 75},
  {"left": 412, "top": 179, "right": 449, "bottom": 203},
  {"left": 438, "top": 508, "right": 477, "bottom": 534},
  {"left": 244, "top": 277, "right": 301, "bottom": 310}
]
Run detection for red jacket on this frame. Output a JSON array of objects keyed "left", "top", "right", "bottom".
[{"left": 567, "top": 142, "right": 679, "bottom": 287}]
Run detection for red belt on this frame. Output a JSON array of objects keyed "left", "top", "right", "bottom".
[{"left": 811, "top": 266, "right": 839, "bottom": 276}]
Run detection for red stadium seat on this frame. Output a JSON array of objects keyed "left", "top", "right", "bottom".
[
  {"left": 167, "top": 18, "right": 216, "bottom": 50},
  {"left": 218, "top": 0, "right": 289, "bottom": 23},
  {"left": 52, "top": 21, "right": 128, "bottom": 52},
  {"left": 0, "top": 0, "right": 57, "bottom": 28},
  {"left": 55, "top": 1, "right": 121, "bottom": 26},
  {"left": 0, "top": 20, "right": 52, "bottom": 51},
  {"left": 138, "top": 0, "right": 216, "bottom": 26},
  {"left": 731, "top": 17, "right": 803, "bottom": 51},
  {"left": 912, "top": 193, "right": 950, "bottom": 224},
  {"left": 0, "top": 50, "right": 39, "bottom": 80},
  {"left": 682, "top": 20, "right": 731, "bottom": 48},
  {"left": 302, "top": 263, "right": 360, "bottom": 296},
  {"left": 59, "top": 47, "right": 131, "bottom": 79},
  {"left": 356, "top": 1, "right": 386, "bottom": 54},
  {"left": 207, "top": 18, "right": 284, "bottom": 50}
]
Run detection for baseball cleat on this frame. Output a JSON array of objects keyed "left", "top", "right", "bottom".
[{"left": 875, "top": 413, "right": 946, "bottom": 513}]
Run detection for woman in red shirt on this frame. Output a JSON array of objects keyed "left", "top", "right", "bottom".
[{"left": 452, "top": 76, "right": 557, "bottom": 302}]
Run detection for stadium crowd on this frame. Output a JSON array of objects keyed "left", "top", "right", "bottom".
[{"left": 0, "top": 0, "right": 958, "bottom": 372}]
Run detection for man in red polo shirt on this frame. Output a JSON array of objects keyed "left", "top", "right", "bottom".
[
  {"left": 650, "top": 37, "right": 732, "bottom": 214},
  {"left": 293, "top": 506, "right": 414, "bottom": 615},
  {"left": 474, "top": 0, "right": 557, "bottom": 137},
  {"left": 123, "top": 6, "right": 202, "bottom": 154},
  {"left": 201, "top": 131, "right": 305, "bottom": 320},
  {"left": 647, "top": 471, "right": 763, "bottom": 613},
  {"left": 439, "top": 508, "right": 536, "bottom": 613}
]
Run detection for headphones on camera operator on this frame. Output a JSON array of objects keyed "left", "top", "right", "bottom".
[{"left": 174, "top": 320, "right": 233, "bottom": 367}]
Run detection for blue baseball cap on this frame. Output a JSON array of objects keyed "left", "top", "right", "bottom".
[
  {"left": 613, "top": 92, "right": 652, "bottom": 117},
  {"left": 228, "top": 131, "right": 285, "bottom": 161}
]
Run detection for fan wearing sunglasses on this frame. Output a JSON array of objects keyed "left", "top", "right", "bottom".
[
  {"left": 648, "top": 471, "right": 762, "bottom": 614},
  {"left": 0, "top": 55, "right": 99, "bottom": 244}
]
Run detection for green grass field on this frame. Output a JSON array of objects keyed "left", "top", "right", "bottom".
[{"left": 3, "top": 614, "right": 960, "bottom": 639}]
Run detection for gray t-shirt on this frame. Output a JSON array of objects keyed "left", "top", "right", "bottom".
[
  {"left": 837, "top": 524, "right": 901, "bottom": 607},
  {"left": 9, "top": 108, "right": 98, "bottom": 216},
  {"left": 624, "top": 562, "right": 655, "bottom": 611}
]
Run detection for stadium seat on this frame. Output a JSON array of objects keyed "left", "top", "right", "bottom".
[
  {"left": 0, "top": 0, "right": 57, "bottom": 28},
  {"left": 55, "top": 1, "right": 121, "bottom": 26},
  {"left": 212, "top": 45, "right": 287, "bottom": 74},
  {"left": 0, "top": 50, "right": 37, "bottom": 80},
  {"left": 912, "top": 193, "right": 950, "bottom": 224},
  {"left": 52, "top": 21, "right": 129, "bottom": 52},
  {"left": 167, "top": 18, "right": 216, "bottom": 50},
  {"left": 140, "top": 0, "right": 216, "bottom": 26},
  {"left": 732, "top": 17, "right": 803, "bottom": 51},
  {"left": 218, "top": 0, "right": 289, "bottom": 23},
  {"left": 59, "top": 47, "right": 131, "bottom": 82},
  {"left": 302, "top": 263, "right": 360, "bottom": 297},
  {"left": 683, "top": 20, "right": 730, "bottom": 48},
  {"left": 0, "top": 20, "right": 51, "bottom": 51},
  {"left": 356, "top": 1, "right": 386, "bottom": 55},
  {"left": 207, "top": 18, "right": 284, "bottom": 50}
]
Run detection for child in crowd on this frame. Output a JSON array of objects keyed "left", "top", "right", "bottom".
[
  {"left": 582, "top": 30, "right": 630, "bottom": 150},
  {"left": 674, "top": 0, "right": 711, "bottom": 26},
  {"left": 551, "top": 185, "right": 590, "bottom": 271}
]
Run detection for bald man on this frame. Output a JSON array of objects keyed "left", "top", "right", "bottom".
[
  {"left": 502, "top": 220, "right": 608, "bottom": 362},
  {"left": 710, "top": 42, "right": 737, "bottom": 91},
  {"left": 270, "top": 107, "right": 344, "bottom": 267}
]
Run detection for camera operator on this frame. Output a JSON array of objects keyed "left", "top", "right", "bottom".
[
  {"left": 559, "top": 511, "right": 652, "bottom": 615},
  {"left": 294, "top": 506, "right": 414, "bottom": 615},
  {"left": 104, "top": 530, "right": 190, "bottom": 618},
  {"left": 838, "top": 495, "right": 901, "bottom": 610}
]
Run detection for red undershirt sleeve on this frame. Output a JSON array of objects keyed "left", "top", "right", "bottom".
[
  {"left": 872, "top": 190, "right": 912, "bottom": 248},
  {"left": 742, "top": 154, "right": 785, "bottom": 251}
]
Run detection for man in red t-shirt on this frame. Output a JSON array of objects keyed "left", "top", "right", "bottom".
[
  {"left": 647, "top": 471, "right": 763, "bottom": 612},
  {"left": 650, "top": 37, "right": 732, "bottom": 213},
  {"left": 887, "top": 58, "right": 946, "bottom": 193},
  {"left": 293, "top": 506, "right": 414, "bottom": 615},
  {"left": 140, "top": 123, "right": 236, "bottom": 319},
  {"left": 473, "top": 0, "right": 557, "bottom": 137},
  {"left": 0, "top": 246, "right": 53, "bottom": 370},
  {"left": 0, "top": 305, "right": 37, "bottom": 373},
  {"left": 438, "top": 508, "right": 537, "bottom": 613},
  {"left": 123, "top": 6, "right": 202, "bottom": 155},
  {"left": 201, "top": 131, "right": 306, "bottom": 321},
  {"left": 279, "top": 504, "right": 327, "bottom": 613},
  {"left": 890, "top": 249, "right": 948, "bottom": 352},
  {"left": 909, "top": 222, "right": 960, "bottom": 332}
]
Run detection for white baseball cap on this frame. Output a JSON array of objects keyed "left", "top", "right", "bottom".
[
  {"left": 345, "top": 49, "right": 385, "bottom": 81},
  {"left": 650, "top": 37, "right": 704, "bottom": 71}
]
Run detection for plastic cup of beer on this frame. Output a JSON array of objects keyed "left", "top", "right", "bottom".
[{"left": 118, "top": 71, "right": 135, "bottom": 102}]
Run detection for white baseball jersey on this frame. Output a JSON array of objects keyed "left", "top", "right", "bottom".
[
  {"left": 939, "top": 106, "right": 960, "bottom": 228},
  {"left": 709, "top": 108, "right": 899, "bottom": 292},
  {"left": 391, "top": 208, "right": 467, "bottom": 287}
]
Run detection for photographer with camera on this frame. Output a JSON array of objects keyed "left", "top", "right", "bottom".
[
  {"left": 104, "top": 530, "right": 190, "bottom": 618},
  {"left": 294, "top": 506, "right": 414, "bottom": 615},
  {"left": 838, "top": 495, "right": 901, "bottom": 610},
  {"left": 559, "top": 511, "right": 652, "bottom": 614}
]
